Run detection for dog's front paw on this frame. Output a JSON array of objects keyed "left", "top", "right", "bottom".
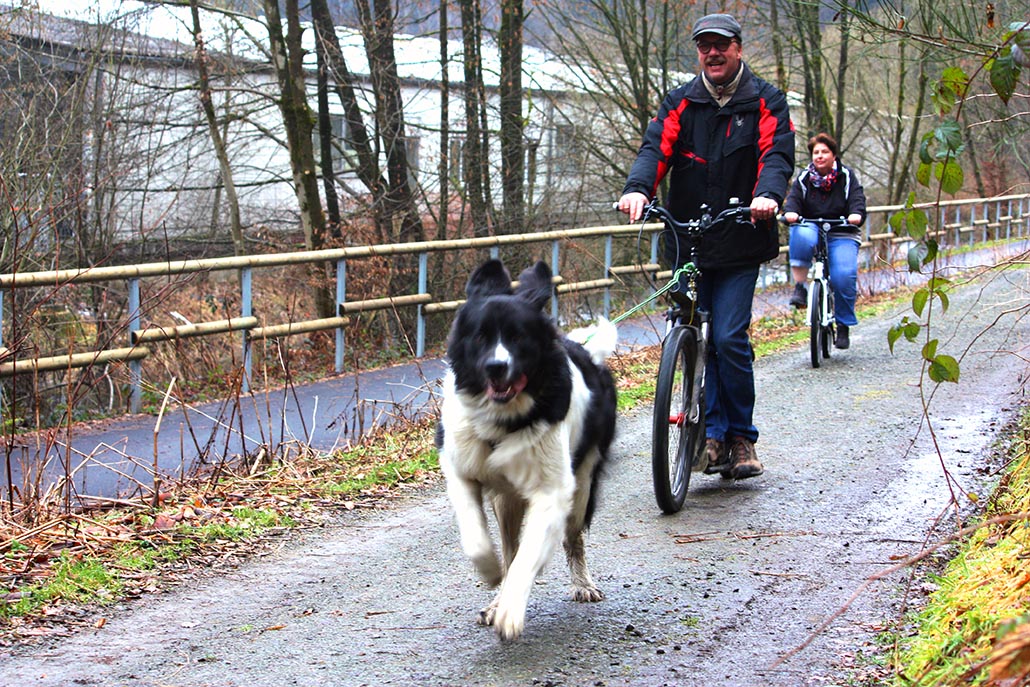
[
  {"left": 471, "top": 552, "right": 503, "bottom": 587},
  {"left": 571, "top": 584, "right": 605, "bottom": 603},
  {"left": 491, "top": 601, "right": 525, "bottom": 641}
]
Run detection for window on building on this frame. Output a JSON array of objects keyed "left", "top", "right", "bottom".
[
  {"left": 552, "top": 123, "right": 582, "bottom": 175},
  {"left": 312, "top": 114, "right": 350, "bottom": 174}
]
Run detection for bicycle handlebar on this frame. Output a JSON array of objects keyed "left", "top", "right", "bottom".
[
  {"left": 780, "top": 216, "right": 852, "bottom": 230},
  {"left": 620, "top": 198, "right": 752, "bottom": 233}
]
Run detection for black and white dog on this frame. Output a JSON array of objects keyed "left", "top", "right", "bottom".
[{"left": 435, "top": 259, "right": 618, "bottom": 640}]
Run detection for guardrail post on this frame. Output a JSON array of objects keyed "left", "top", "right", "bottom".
[
  {"left": 953, "top": 206, "right": 961, "bottom": 245},
  {"left": 603, "top": 235, "right": 612, "bottom": 319},
  {"left": 551, "top": 240, "right": 560, "bottom": 321},
  {"left": 241, "top": 267, "right": 252, "bottom": 392},
  {"left": 417, "top": 252, "right": 428, "bottom": 357},
  {"left": 335, "top": 259, "right": 346, "bottom": 373},
  {"left": 128, "top": 278, "right": 141, "bottom": 413}
]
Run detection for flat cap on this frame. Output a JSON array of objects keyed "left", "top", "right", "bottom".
[{"left": 691, "top": 14, "right": 742, "bottom": 40}]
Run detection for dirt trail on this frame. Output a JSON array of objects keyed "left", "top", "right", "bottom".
[{"left": 2, "top": 266, "right": 1027, "bottom": 687}]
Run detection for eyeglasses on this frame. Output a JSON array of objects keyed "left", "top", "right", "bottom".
[{"left": 696, "top": 38, "right": 735, "bottom": 54}]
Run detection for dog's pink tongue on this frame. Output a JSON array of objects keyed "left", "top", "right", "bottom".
[{"left": 489, "top": 374, "right": 528, "bottom": 401}]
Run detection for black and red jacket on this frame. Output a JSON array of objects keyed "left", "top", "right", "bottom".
[{"left": 622, "top": 63, "right": 796, "bottom": 270}]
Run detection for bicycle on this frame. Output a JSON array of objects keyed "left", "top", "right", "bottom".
[
  {"left": 641, "top": 199, "right": 752, "bottom": 514},
  {"left": 784, "top": 217, "right": 851, "bottom": 368}
]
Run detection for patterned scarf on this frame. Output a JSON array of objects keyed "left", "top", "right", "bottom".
[{"left": 807, "top": 162, "right": 838, "bottom": 191}]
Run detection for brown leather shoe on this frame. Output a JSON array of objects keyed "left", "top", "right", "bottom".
[
  {"left": 728, "top": 437, "right": 764, "bottom": 479},
  {"left": 701, "top": 438, "right": 729, "bottom": 474}
]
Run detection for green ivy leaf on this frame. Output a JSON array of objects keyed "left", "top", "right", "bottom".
[
  {"left": 888, "top": 323, "right": 903, "bottom": 353},
  {"left": 917, "top": 161, "right": 931, "bottom": 187},
  {"left": 931, "top": 81, "right": 955, "bottom": 115},
  {"left": 919, "top": 133, "right": 935, "bottom": 165},
  {"left": 889, "top": 211, "right": 906, "bottom": 233},
  {"left": 989, "top": 51, "right": 1019, "bottom": 104},
  {"left": 935, "top": 160, "right": 964, "bottom": 195},
  {"left": 922, "top": 339, "right": 939, "bottom": 361},
  {"left": 940, "top": 66, "right": 971, "bottom": 98},
  {"left": 934, "top": 120, "right": 964, "bottom": 154},
  {"left": 908, "top": 244, "right": 928, "bottom": 273},
  {"left": 908, "top": 208, "right": 929, "bottom": 237},
  {"left": 904, "top": 321, "right": 921, "bottom": 342},
  {"left": 937, "top": 289, "right": 950, "bottom": 313},
  {"left": 924, "top": 239, "right": 939, "bottom": 266},
  {"left": 928, "top": 354, "right": 961, "bottom": 383},
  {"left": 912, "top": 288, "right": 929, "bottom": 316}
]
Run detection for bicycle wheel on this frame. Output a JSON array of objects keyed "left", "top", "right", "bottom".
[
  {"left": 822, "top": 288, "right": 834, "bottom": 359},
  {"left": 652, "top": 325, "right": 702, "bottom": 514},
  {"left": 809, "top": 280, "right": 824, "bottom": 368}
]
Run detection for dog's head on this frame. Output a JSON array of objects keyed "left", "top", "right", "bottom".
[{"left": 446, "top": 260, "right": 559, "bottom": 404}]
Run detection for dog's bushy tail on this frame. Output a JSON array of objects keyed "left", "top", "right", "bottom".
[{"left": 567, "top": 317, "right": 618, "bottom": 365}]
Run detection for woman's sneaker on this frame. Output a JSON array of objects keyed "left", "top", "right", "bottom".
[
  {"left": 789, "top": 283, "right": 808, "bottom": 308},
  {"left": 835, "top": 324, "right": 850, "bottom": 349}
]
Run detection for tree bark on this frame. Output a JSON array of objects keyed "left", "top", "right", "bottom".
[
  {"left": 460, "top": 0, "right": 491, "bottom": 236},
  {"left": 498, "top": 0, "right": 524, "bottom": 235},
  {"left": 262, "top": 0, "right": 333, "bottom": 317},
  {"left": 309, "top": 0, "right": 390, "bottom": 244},
  {"left": 188, "top": 0, "right": 244, "bottom": 256}
]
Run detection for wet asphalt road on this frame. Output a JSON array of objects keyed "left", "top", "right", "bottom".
[{"left": 2, "top": 262, "right": 1027, "bottom": 686}]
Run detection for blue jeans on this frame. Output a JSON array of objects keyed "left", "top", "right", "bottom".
[
  {"left": 789, "top": 223, "right": 860, "bottom": 327},
  {"left": 696, "top": 266, "right": 760, "bottom": 444}
]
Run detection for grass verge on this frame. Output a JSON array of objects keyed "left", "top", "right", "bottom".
[{"left": 888, "top": 407, "right": 1030, "bottom": 686}]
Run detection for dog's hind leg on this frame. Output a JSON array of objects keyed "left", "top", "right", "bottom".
[
  {"left": 563, "top": 526, "right": 604, "bottom": 602},
  {"left": 564, "top": 452, "right": 604, "bottom": 602}
]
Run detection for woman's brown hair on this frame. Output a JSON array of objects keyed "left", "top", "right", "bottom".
[{"left": 807, "top": 132, "right": 839, "bottom": 157}]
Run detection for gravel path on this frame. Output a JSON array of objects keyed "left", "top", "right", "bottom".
[{"left": 3, "top": 264, "right": 1027, "bottom": 687}]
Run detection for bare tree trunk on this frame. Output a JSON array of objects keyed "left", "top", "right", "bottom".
[
  {"left": 460, "top": 0, "right": 491, "bottom": 237},
  {"left": 188, "top": 0, "right": 243, "bottom": 256},
  {"left": 498, "top": 0, "right": 524, "bottom": 235},
  {"left": 356, "top": 0, "right": 426, "bottom": 248},
  {"left": 309, "top": 0, "right": 390, "bottom": 244},
  {"left": 788, "top": 0, "right": 833, "bottom": 137},
  {"left": 315, "top": 33, "right": 342, "bottom": 240},
  {"left": 771, "top": 0, "right": 788, "bottom": 91},
  {"left": 262, "top": 0, "right": 333, "bottom": 317},
  {"left": 834, "top": 0, "right": 851, "bottom": 144},
  {"left": 356, "top": 0, "right": 426, "bottom": 341},
  {"left": 437, "top": 0, "right": 451, "bottom": 242}
]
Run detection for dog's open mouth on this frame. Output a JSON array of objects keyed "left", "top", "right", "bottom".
[{"left": 487, "top": 374, "right": 528, "bottom": 403}]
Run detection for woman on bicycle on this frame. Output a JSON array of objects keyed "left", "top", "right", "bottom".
[{"left": 784, "top": 132, "right": 867, "bottom": 350}]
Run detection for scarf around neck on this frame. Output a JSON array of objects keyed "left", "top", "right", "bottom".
[
  {"left": 701, "top": 64, "right": 743, "bottom": 107},
  {"left": 807, "top": 161, "right": 838, "bottom": 191}
]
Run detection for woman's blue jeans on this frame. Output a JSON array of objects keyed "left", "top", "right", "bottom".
[
  {"left": 697, "top": 265, "right": 760, "bottom": 444},
  {"left": 789, "top": 223, "right": 860, "bottom": 327}
]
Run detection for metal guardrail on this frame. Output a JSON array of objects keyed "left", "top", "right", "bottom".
[{"left": 1, "top": 193, "right": 1027, "bottom": 412}]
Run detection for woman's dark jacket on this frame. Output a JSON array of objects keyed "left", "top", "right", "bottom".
[
  {"left": 622, "top": 62, "right": 795, "bottom": 270},
  {"left": 783, "top": 161, "right": 867, "bottom": 235}
]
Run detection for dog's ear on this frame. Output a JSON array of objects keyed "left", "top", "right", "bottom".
[
  {"left": 514, "top": 261, "right": 554, "bottom": 311},
  {"left": 465, "top": 259, "right": 513, "bottom": 301}
]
